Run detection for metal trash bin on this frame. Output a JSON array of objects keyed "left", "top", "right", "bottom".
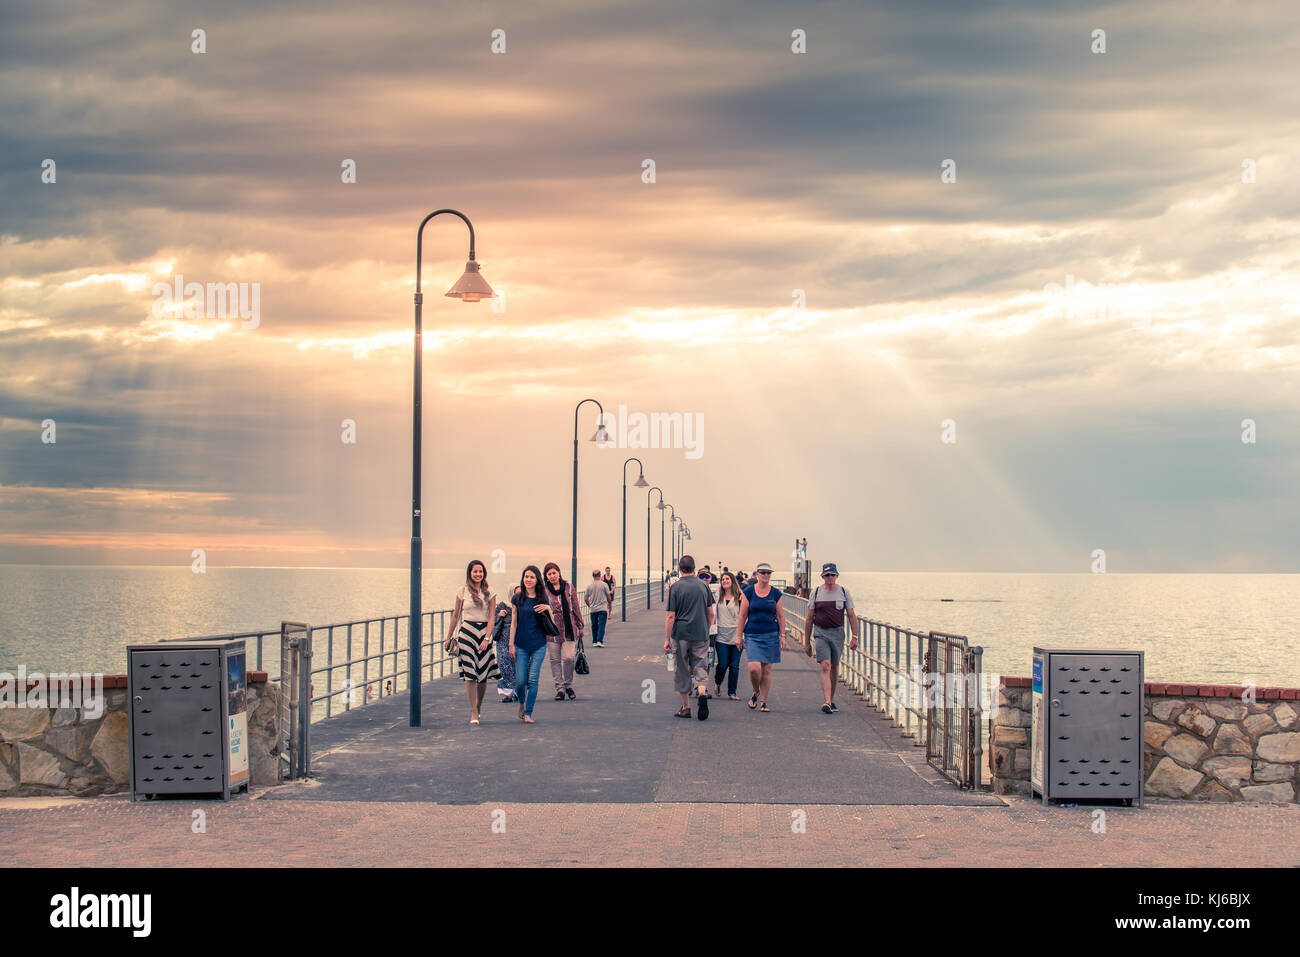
[
  {"left": 127, "top": 639, "right": 250, "bottom": 801},
  {"left": 1031, "top": 647, "right": 1144, "bottom": 807}
]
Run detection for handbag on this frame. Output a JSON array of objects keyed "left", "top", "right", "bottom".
[
  {"left": 574, "top": 637, "right": 590, "bottom": 676},
  {"left": 535, "top": 606, "right": 560, "bottom": 638}
]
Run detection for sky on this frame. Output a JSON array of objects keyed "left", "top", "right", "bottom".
[{"left": 1, "top": 0, "right": 1298, "bottom": 573}]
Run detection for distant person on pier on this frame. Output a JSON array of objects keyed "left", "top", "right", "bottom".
[
  {"left": 584, "top": 569, "right": 611, "bottom": 647},
  {"left": 543, "top": 562, "right": 585, "bottom": 700},
  {"left": 509, "top": 565, "right": 553, "bottom": 723},
  {"left": 736, "top": 562, "right": 786, "bottom": 712},
  {"left": 603, "top": 566, "right": 617, "bottom": 606},
  {"left": 802, "top": 563, "right": 859, "bottom": 714},
  {"left": 664, "top": 554, "right": 715, "bottom": 720},
  {"left": 493, "top": 589, "right": 518, "bottom": 702},
  {"left": 712, "top": 571, "right": 744, "bottom": 700},
  {"left": 698, "top": 566, "right": 714, "bottom": 584},
  {"left": 444, "top": 559, "right": 500, "bottom": 726}
]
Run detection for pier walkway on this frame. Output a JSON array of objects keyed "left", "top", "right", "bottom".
[
  {"left": 3, "top": 604, "right": 1298, "bottom": 866},
  {"left": 265, "top": 602, "right": 998, "bottom": 807}
]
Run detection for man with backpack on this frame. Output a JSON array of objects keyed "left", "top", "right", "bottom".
[{"left": 802, "top": 563, "right": 860, "bottom": 714}]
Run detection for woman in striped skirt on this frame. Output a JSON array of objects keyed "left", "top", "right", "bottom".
[{"left": 444, "top": 559, "right": 501, "bottom": 725}]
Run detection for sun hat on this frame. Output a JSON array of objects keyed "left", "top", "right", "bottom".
[{"left": 755, "top": 562, "right": 773, "bottom": 573}]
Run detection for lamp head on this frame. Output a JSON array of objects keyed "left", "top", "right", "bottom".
[
  {"left": 445, "top": 259, "right": 495, "bottom": 302},
  {"left": 634, "top": 473, "right": 649, "bottom": 488}
]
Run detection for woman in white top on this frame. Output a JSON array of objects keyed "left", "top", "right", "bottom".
[
  {"left": 712, "top": 571, "right": 744, "bottom": 700},
  {"left": 444, "top": 559, "right": 500, "bottom": 725}
]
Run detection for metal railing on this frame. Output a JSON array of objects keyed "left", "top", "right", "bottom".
[{"left": 781, "top": 593, "right": 985, "bottom": 790}]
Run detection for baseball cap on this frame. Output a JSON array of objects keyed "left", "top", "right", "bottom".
[{"left": 822, "top": 562, "right": 838, "bottom": 577}]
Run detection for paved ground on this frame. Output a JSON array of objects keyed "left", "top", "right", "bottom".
[
  {"left": 3, "top": 794, "right": 1297, "bottom": 867},
  {"left": 4, "top": 602, "right": 1298, "bottom": 867}
]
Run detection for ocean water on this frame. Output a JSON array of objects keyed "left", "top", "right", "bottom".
[{"left": 1, "top": 566, "right": 1297, "bottom": 688}]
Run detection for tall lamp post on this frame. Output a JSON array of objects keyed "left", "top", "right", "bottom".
[
  {"left": 409, "top": 209, "right": 494, "bottom": 728},
  {"left": 667, "top": 507, "right": 677, "bottom": 572},
  {"left": 571, "top": 399, "right": 609, "bottom": 588},
  {"left": 647, "top": 486, "right": 663, "bottom": 609},
  {"left": 621, "top": 457, "right": 648, "bottom": 622}
]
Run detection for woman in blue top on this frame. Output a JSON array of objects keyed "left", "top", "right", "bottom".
[
  {"left": 736, "top": 562, "right": 786, "bottom": 712},
  {"left": 509, "top": 565, "right": 555, "bottom": 724}
]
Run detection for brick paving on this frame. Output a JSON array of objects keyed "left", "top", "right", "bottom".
[
  {"left": 4, "top": 602, "right": 1298, "bottom": 867},
  {"left": 2, "top": 794, "right": 1297, "bottom": 867}
]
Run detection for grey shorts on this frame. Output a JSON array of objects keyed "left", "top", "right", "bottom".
[{"left": 813, "top": 626, "right": 845, "bottom": 666}]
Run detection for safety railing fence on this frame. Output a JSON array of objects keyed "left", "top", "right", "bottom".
[{"left": 781, "top": 593, "right": 985, "bottom": 791}]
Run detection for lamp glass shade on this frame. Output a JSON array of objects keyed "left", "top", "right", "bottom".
[
  {"left": 634, "top": 473, "right": 649, "bottom": 488},
  {"left": 445, "top": 260, "right": 495, "bottom": 302},
  {"left": 591, "top": 424, "right": 610, "bottom": 442},
  {"left": 656, "top": 501, "right": 666, "bottom": 510}
]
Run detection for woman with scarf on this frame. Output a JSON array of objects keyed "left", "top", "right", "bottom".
[{"left": 543, "top": 561, "right": 585, "bottom": 700}]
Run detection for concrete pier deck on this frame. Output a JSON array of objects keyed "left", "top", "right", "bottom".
[{"left": 3, "top": 604, "right": 1298, "bottom": 866}]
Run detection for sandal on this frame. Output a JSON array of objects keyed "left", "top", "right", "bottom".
[
  {"left": 554, "top": 691, "right": 565, "bottom": 701},
  {"left": 760, "top": 701, "right": 770, "bottom": 712},
  {"left": 748, "top": 693, "right": 759, "bottom": 709},
  {"left": 470, "top": 717, "right": 480, "bottom": 725},
  {"left": 523, "top": 715, "right": 535, "bottom": 724},
  {"left": 565, "top": 688, "right": 576, "bottom": 700},
  {"left": 673, "top": 706, "right": 692, "bottom": 718},
  {"left": 728, "top": 694, "right": 740, "bottom": 701}
]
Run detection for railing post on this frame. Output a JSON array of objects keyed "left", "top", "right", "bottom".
[
  {"left": 904, "top": 630, "right": 913, "bottom": 739},
  {"left": 326, "top": 624, "right": 334, "bottom": 719},
  {"left": 345, "top": 622, "right": 353, "bottom": 711},
  {"left": 363, "top": 620, "right": 370, "bottom": 701},
  {"left": 892, "top": 627, "right": 901, "bottom": 726}
]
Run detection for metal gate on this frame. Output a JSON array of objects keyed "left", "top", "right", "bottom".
[
  {"left": 925, "top": 632, "right": 984, "bottom": 790},
  {"left": 278, "top": 621, "right": 312, "bottom": 781}
]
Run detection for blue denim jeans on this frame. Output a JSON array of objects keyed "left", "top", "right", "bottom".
[
  {"left": 591, "top": 611, "right": 607, "bottom": 644},
  {"left": 514, "top": 645, "right": 547, "bottom": 716},
  {"left": 714, "top": 642, "right": 741, "bottom": 696}
]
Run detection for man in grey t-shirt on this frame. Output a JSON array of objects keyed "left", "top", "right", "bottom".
[
  {"left": 584, "top": 569, "right": 611, "bottom": 647},
  {"left": 664, "top": 554, "right": 716, "bottom": 720}
]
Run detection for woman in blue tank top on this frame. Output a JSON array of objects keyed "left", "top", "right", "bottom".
[{"left": 737, "top": 563, "right": 785, "bottom": 712}]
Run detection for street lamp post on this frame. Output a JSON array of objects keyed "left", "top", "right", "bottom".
[
  {"left": 621, "top": 457, "right": 648, "bottom": 622},
  {"left": 409, "top": 209, "right": 494, "bottom": 728},
  {"left": 571, "top": 399, "right": 609, "bottom": 589},
  {"left": 647, "top": 486, "right": 663, "bottom": 609},
  {"left": 661, "top": 503, "right": 672, "bottom": 597}
]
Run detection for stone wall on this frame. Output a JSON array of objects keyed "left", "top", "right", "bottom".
[
  {"left": 991, "top": 678, "right": 1299, "bottom": 803},
  {"left": 0, "top": 673, "right": 281, "bottom": 797}
]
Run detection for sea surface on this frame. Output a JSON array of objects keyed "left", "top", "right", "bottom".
[{"left": 1, "top": 566, "right": 1297, "bottom": 688}]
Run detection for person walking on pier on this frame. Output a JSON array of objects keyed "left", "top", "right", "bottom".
[
  {"left": 493, "top": 589, "right": 518, "bottom": 702},
  {"left": 544, "top": 562, "right": 585, "bottom": 700},
  {"left": 603, "top": 566, "right": 617, "bottom": 606},
  {"left": 713, "top": 571, "right": 743, "bottom": 700},
  {"left": 509, "top": 566, "right": 553, "bottom": 723},
  {"left": 664, "top": 554, "right": 715, "bottom": 720},
  {"left": 802, "top": 563, "right": 859, "bottom": 714},
  {"left": 584, "top": 569, "right": 611, "bottom": 647},
  {"left": 736, "top": 562, "right": 785, "bottom": 712},
  {"left": 444, "top": 559, "right": 501, "bottom": 725}
]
